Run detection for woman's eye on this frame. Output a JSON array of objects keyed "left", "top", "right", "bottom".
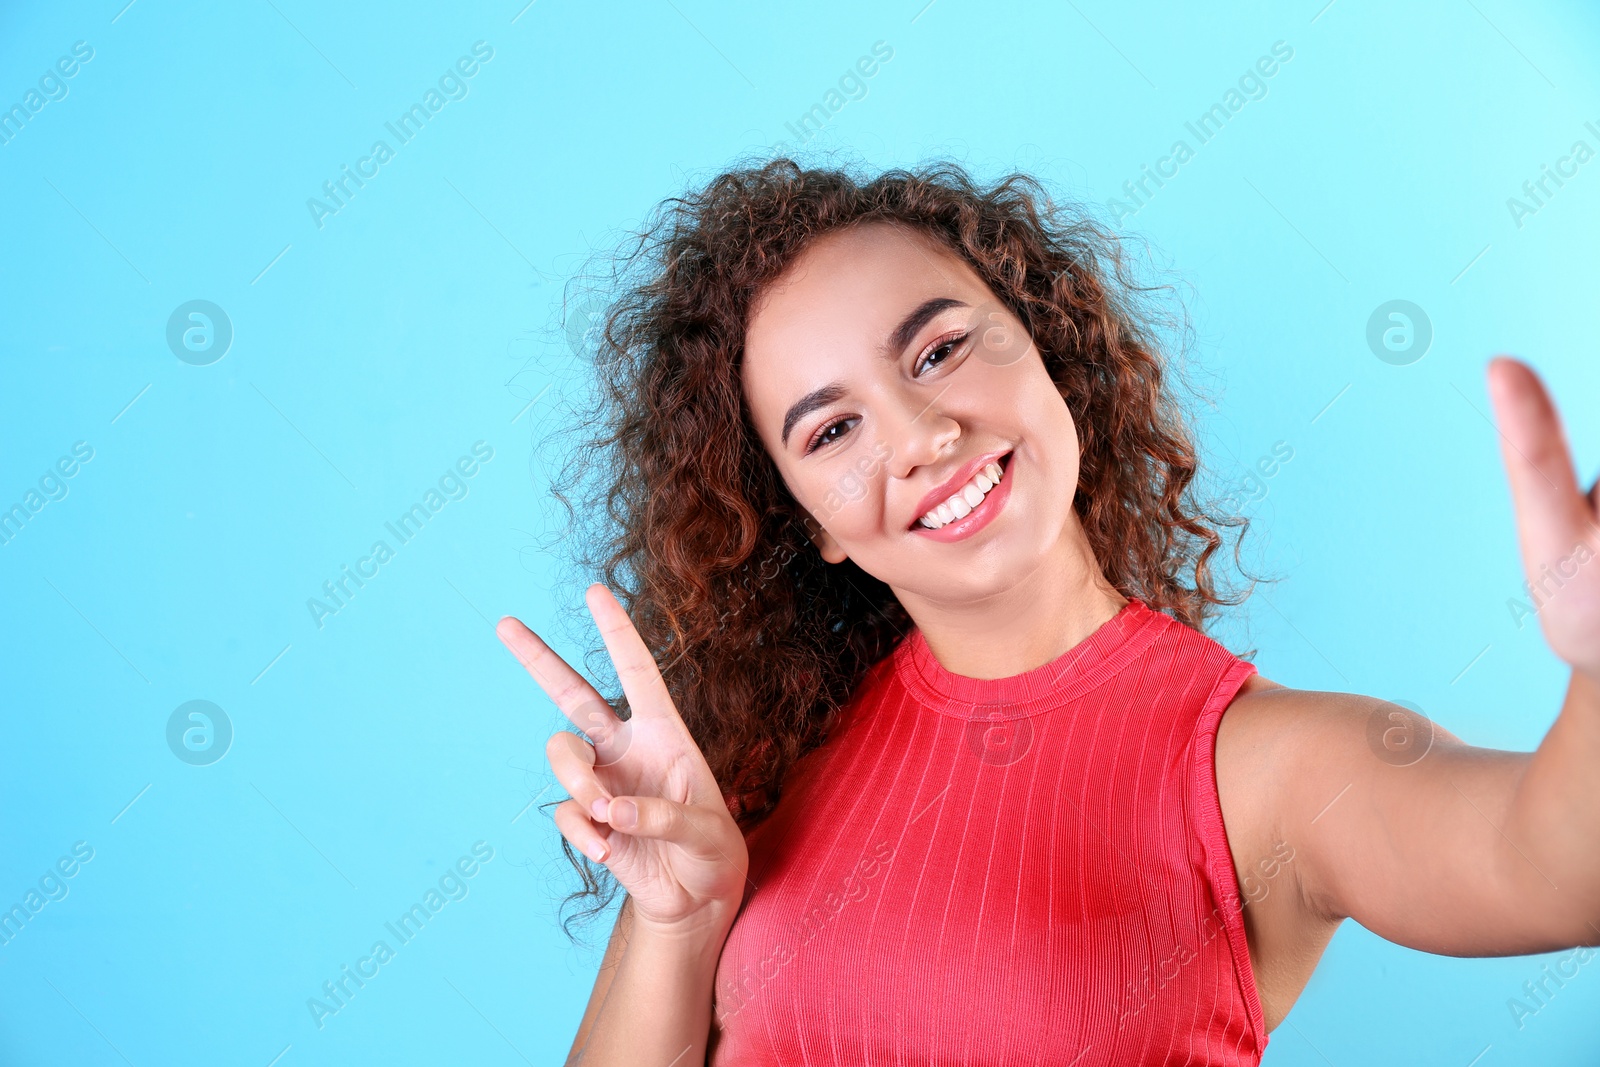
[
  {"left": 801, "top": 333, "right": 966, "bottom": 454},
  {"left": 806, "top": 417, "right": 855, "bottom": 453},
  {"left": 917, "top": 332, "right": 969, "bottom": 375}
]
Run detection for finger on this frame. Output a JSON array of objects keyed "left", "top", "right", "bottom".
[
  {"left": 584, "top": 583, "right": 686, "bottom": 733},
  {"left": 547, "top": 730, "right": 613, "bottom": 817},
  {"left": 597, "top": 794, "right": 729, "bottom": 862},
  {"left": 553, "top": 797, "right": 613, "bottom": 864},
  {"left": 496, "top": 615, "right": 629, "bottom": 743},
  {"left": 1487, "top": 357, "right": 1593, "bottom": 564}
]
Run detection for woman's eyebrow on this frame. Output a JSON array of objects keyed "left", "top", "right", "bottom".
[
  {"left": 781, "top": 383, "right": 847, "bottom": 447},
  {"left": 778, "top": 296, "right": 969, "bottom": 448},
  {"left": 883, "top": 296, "right": 968, "bottom": 356}
]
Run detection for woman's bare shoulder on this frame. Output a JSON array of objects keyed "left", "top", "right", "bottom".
[{"left": 1236, "top": 671, "right": 1286, "bottom": 697}]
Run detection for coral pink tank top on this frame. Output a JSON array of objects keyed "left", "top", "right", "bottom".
[{"left": 708, "top": 598, "right": 1266, "bottom": 1065}]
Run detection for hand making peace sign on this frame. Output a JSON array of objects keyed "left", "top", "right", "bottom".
[{"left": 496, "top": 583, "right": 750, "bottom": 937}]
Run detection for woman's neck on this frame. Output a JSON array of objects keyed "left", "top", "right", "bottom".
[{"left": 890, "top": 515, "right": 1127, "bottom": 681}]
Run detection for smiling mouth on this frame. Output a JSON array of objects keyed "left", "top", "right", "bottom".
[{"left": 912, "top": 452, "right": 1012, "bottom": 530}]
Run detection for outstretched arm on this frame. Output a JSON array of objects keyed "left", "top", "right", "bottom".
[
  {"left": 1488, "top": 354, "right": 1600, "bottom": 945},
  {"left": 1230, "top": 680, "right": 1598, "bottom": 957},
  {"left": 1226, "top": 357, "right": 1600, "bottom": 958}
]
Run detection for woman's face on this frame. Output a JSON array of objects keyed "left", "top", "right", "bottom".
[{"left": 741, "top": 221, "right": 1085, "bottom": 606}]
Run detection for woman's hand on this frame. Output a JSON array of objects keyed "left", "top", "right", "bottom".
[
  {"left": 1488, "top": 356, "right": 1600, "bottom": 678},
  {"left": 497, "top": 582, "right": 750, "bottom": 938}
]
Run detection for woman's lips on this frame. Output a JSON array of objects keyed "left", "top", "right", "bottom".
[
  {"left": 910, "top": 452, "right": 1014, "bottom": 543},
  {"left": 907, "top": 448, "right": 1012, "bottom": 529}
]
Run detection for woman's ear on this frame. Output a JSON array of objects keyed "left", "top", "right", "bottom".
[{"left": 801, "top": 513, "right": 848, "bottom": 564}]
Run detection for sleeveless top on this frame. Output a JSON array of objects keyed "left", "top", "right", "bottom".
[{"left": 707, "top": 598, "right": 1266, "bottom": 1066}]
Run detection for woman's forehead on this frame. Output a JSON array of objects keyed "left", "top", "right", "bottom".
[
  {"left": 746, "top": 225, "right": 978, "bottom": 353},
  {"left": 778, "top": 222, "right": 965, "bottom": 295}
]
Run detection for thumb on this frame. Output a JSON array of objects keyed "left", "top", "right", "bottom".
[
  {"left": 1488, "top": 357, "right": 1589, "bottom": 564},
  {"left": 597, "top": 795, "right": 735, "bottom": 859}
]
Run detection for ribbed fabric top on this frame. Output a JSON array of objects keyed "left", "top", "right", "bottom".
[
  {"left": 898, "top": 597, "right": 1170, "bottom": 717},
  {"left": 708, "top": 598, "right": 1266, "bottom": 1066}
]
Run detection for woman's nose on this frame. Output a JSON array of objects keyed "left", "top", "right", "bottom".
[{"left": 881, "top": 391, "right": 961, "bottom": 480}]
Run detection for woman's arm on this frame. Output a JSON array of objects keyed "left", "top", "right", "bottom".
[
  {"left": 1222, "top": 358, "right": 1600, "bottom": 957},
  {"left": 565, "top": 897, "right": 631, "bottom": 1063},
  {"left": 1224, "top": 681, "right": 1597, "bottom": 956},
  {"left": 1501, "top": 666, "right": 1600, "bottom": 938},
  {"left": 1212, "top": 355, "right": 1600, "bottom": 1011},
  {"left": 566, "top": 895, "right": 737, "bottom": 1066}
]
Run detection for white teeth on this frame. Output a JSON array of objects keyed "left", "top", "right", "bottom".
[{"left": 917, "top": 457, "right": 1008, "bottom": 530}]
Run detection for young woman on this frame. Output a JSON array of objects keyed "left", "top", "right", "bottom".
[{"left": 496, "top": 159, "right": 1600, "bottom": 1065}]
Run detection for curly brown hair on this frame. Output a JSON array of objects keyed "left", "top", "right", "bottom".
[{"left": 535, "top": 153, "right": 1270, "bottom": 938}]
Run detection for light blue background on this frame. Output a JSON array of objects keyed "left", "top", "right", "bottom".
[{"left": 3, "top": 0, "right": 1599, "bottom": 1063}]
